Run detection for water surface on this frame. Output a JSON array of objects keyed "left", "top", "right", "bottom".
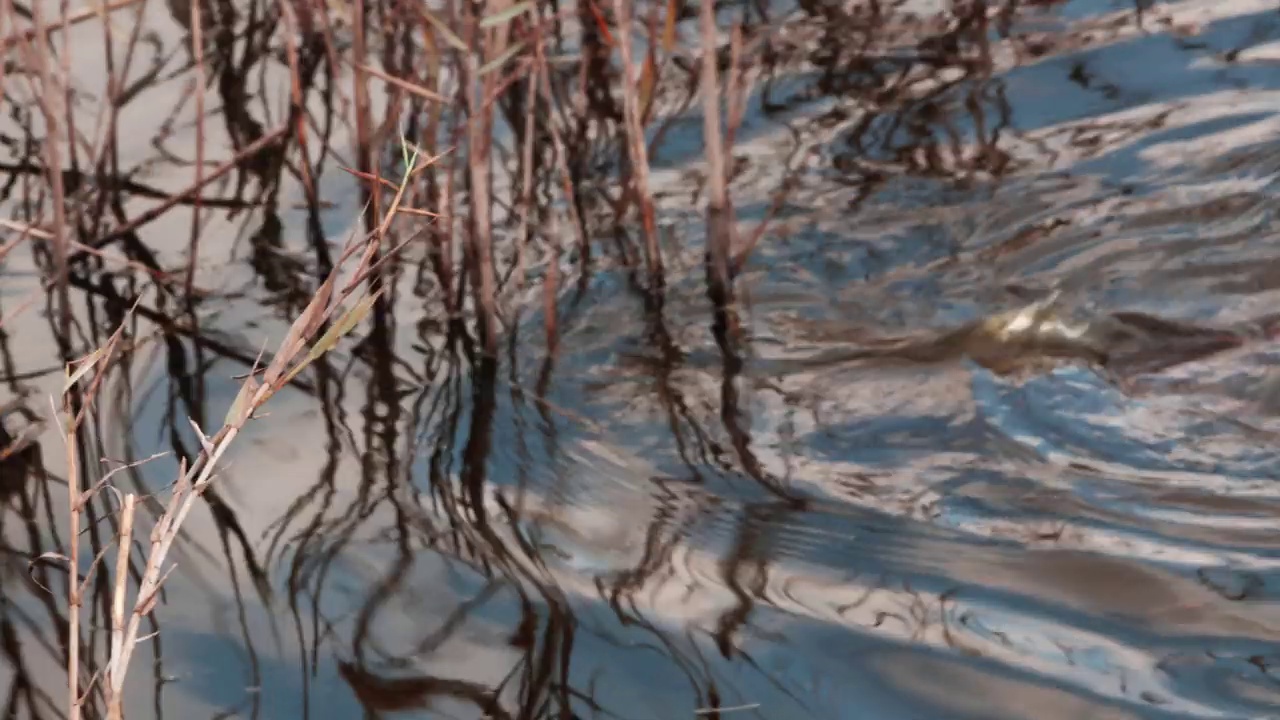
[{"left": 3, "top": 0, "right": 1280, "bottom": 718}]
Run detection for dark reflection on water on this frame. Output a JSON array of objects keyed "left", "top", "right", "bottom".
[{"left": 4, "top": 0, "right": 1280, "bottom": 718}]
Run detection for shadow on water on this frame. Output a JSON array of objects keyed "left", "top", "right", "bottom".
[{"left": 3, "top": 0, "right": 1280, "bottom": 718}]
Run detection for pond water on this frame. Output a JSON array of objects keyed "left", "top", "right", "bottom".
[{"left": 3, "top": 0, "right": 1280, "bottom": 718}]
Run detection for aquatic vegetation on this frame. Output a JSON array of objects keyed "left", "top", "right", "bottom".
[{"left": 2, "top": 0, "right": 1280, "bottom": 719}]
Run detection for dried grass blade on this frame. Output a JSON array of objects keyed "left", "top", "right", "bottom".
[
  {"left": 62, "top": 347, "right": 105, "bottom": 393},
  {"left": 480, "top": 1, "right": 533, "bottom": 28},
  {"left": 224, "top": 376, "right": 261, "bottom": 429},
  {"left": 308, "top": 290, "right": 382, "bottom": 362},
  {"left": 662, "top": 0, "right": 679, "bottom": 51},
  {"left": 421, "top": 9, "right": 469, "bottom": 52},
  {"left": 479, "top": 41, "right": 525, "bottom": 77}
]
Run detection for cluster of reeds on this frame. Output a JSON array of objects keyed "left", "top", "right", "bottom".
[
  {"left": 56, "top": 220, "right": 393, "bottom": 720},
  {"left": 0, "top": 0, "right": 1052, "bottom": 709},
  {"left": 0, "top": 0, "right": 779, "bottom": 716}
]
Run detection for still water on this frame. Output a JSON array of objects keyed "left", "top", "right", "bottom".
[{"left": 4, "top": 0, "right": 1280, "bottom": 718}]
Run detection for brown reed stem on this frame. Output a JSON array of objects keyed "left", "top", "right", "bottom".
[
  {"left": 62, "top": 403, "right": 82, "bottom": 720},
  {"left": 464, "top": 5, "right": 500, "bottom": 356},
  {"left": 184, "top": 0, "right": 207, "bottom": 300},
  {"left": 18, "top": 0, "right": 73, "bottom": 343},
  {"left": 515, "top": 56, "right": 539, "bottom": 292},
  {"left": 699, "top": 0, "right": 734, "bottom": 301},
  {"left": 611, "top": 0, "right": 663, "bottom": 286},
  {"left": 15, "top": 9, "right": 86, "bottom": 710},
  {"left": 106, "top": 493, "right": 136, "bottom": 720},
  {"left": 699, "top": 3, "right": 728, "bottom": 215},
  {"left": 0, "top": 0, "right": 142, "bottom": 51},
  {"left": 534, "top": 36, "right": 589, "bottom": 272}
]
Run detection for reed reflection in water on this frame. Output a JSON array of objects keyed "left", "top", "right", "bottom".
[{"left": 3, "top": 0, "right": 1280, "bottom": 718}]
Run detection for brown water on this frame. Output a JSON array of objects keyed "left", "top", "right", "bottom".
[{"left": 4, "top": 0, "right": 1280, "bottom": 718}]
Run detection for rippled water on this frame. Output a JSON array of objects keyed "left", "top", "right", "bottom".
[{"left": 6, "top": 0, "right": 1280, "bottom": 718}]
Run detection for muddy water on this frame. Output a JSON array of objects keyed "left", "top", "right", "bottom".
[{"left": 5, "top": 0, "right": 1280, "bottom": 718}]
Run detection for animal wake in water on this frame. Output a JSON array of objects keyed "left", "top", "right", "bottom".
[{"left": 790, "top": 291, "right": 1275, "bottom": 385}]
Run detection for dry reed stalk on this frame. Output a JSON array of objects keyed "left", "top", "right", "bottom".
[
  {"left": 81, "top": 0, "right": 151, "bottom": 265},
  {"left": 49, "top": 129, "right": 433, "bottom": 718},
  {"left": 49, "top": 312, "right": 134, "bottom": 720},
  {"left": 184, "top": 0, "right": 208, "bottom": 299},
  {"left": 726, "top": 28, "right": 785, "bottom": 274},
  {"left": 0, "top": 218, "right": 177, "bottom": 282},
  {"left": 437, "top": 152, "right": 459, "bottom": 318},
  {"left": 351, "top": 0, "right": 378, "bottom": 230},
  {"left": 15, "top": 0, "right": 74, "bottom": 338},
  {"left": 55, "top": 0, "right": 77, "bottom": 178},
  {"left": 463, "top": 1, "right": 503, "bottom": 356},
  {"left": 534, "top": 36, "right": 589, "bottom": 270},
  {"left": 611, "top": 0, "right": 663, "bottom": 285},
  {"left": 66, "top": 224, "right": 397, "bottom": 718},
  {"left": 699, "top": 1, "right": 728, "bottom": 215},
  {"left": 106, "top": 494, "right": 136, "bottom": 720},
  {"left": 698, "top": 0, "right": 734, "bottom": 299},
  {"left": 0, "top": 284, "right": 41, "bottom": 330},
  {"left": 8, "top": 5, "right": 83, "bottom": 709},
  {"left": 357, "top": 62, "right": 451, "bottom": 103},
  {"left": 0, "top": 226, "right": 31, "bottom": 263},
  {"left": 81, "top": 0, "right": 117, "bottom": 178},
  {"left": 62, "top": 395, "right": 83, "bottom": 720},
  {"left": 0, "top": 0, "right": 142, "bottom": 51},
  {"left": 514, "top": 49, "right": 539, "bottom": 292}
]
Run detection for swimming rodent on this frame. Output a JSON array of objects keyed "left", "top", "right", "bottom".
[{"left": 788, "top": 292, "right": 1252, "bottom": 378}]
